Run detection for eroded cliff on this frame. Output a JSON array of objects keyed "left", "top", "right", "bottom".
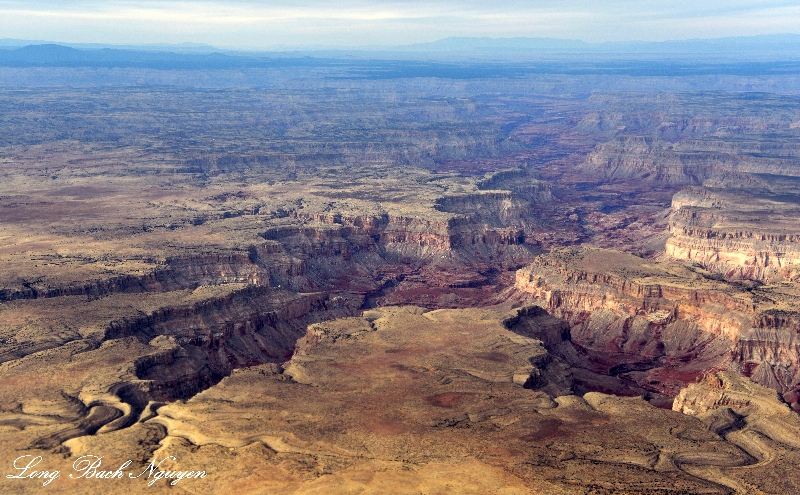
[
  {"left": 665, "top": 186, "right": 800, "bottom": 283},
  {"left": 513, "top": 247, "right": 800, "bottom": 411}
]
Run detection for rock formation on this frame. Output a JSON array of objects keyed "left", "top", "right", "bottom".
[
  {"left": 513, "top": 247, "right": 800, "bottom": 411},
  {"left": 2, "top": 83, "right": 800, "bottom": 494},
  {"left": 665, "top": 186, "right": 800, "bottom": 282}
]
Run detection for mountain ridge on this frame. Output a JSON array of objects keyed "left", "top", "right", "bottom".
[{"left": 2, "top": 34, "right": 800, "bottom": 57}]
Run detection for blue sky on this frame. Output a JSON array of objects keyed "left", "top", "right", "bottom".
[{"left": 1, "top": 0, "right": 799, "bottom": 48}]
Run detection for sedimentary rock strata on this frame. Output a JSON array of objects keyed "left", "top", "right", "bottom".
[
  {"left": 514, "top": 247, "right": 800, "bottom": 410},
  {"left": 2, "top": 83, "right": 800, "bottom": 494},
  {"left": 665, "top": 186, "right": 800, "bottom": 282},
  {"left": 581, "top": 136, "right": 800, "bottom": 185}
]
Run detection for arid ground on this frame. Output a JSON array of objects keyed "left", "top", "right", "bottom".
[{"left": 2, "top": 60, "right": 800, "bottom": 494}]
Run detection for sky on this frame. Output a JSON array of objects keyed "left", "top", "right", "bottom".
[{"left": 1, "top": 0, "right": 800, "bottom": 49}]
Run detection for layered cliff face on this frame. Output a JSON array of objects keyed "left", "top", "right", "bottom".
[
  {"left": 0, "top": 283, "right": 361, "bottom": 456},
  {"left": 252, "top": 178, "right": 548, "bottom": 308},
  {"left": 665, "top": 186, "right": 800, "bottom": 283},
  {"left": 513, "top": 247, "right": 800, "bottom": 411},
  {"left": 435, "top": 178, "right": 553, "bottom": 229},
  {"left": 581, "top": 136, "right": 718, "bottom": 185},
  {"left": 5, "top": 85, "right": 800, "bottom": 493},
  {"left": 0, "top": 253, "right": 271, "bottom": 302},
  {"left": 572, "top": 98, "right": 800, "bottom": 285},
  {"left": 580, "top": 136, "right": 800, "bottom": 185},
  {"left": 575, "top": 91, "right": 800, "bottom": 186},
  {"left": 0, "top": 156, "right": 559, "bottom": 475}
]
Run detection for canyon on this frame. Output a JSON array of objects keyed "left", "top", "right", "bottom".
[{"left": 1, "top": 60, "right": 800, "bottom": 494}]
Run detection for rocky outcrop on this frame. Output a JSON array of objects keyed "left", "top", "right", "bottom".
[
  {"left": 674, "top": 369, "right": 800, "bottom": 425},
  {"left": 665, "top": 186, "right": 800, "bottom": 282},
  {"left": 285, "top": 209, "right": 530, "bottom": 254},
  {"left": 0, "top": 286, "right": 362, "bottom": 456},
  {"left": 259, "top": 206, "right": 539, "bottom": 306},
  {"left": 580, "top": 135, "right": 800, "bottom": 185},
  {"left": 0, "top": 253, "right": 269, "bottom": 302},
  {"left": 117, "top": 289, "right": 360, "bottom": 400},
  {"left": 435, "top": 189, "right": 548, "bottom": 229},
  {"left": 513, "top": 247, "right": 800, "bottom": 404}
]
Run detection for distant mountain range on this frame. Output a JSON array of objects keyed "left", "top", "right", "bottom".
[
  {"left": 399, "top": 34, "right": 800, "bottom": 55},
  {"left": 0, "top": 44, "right": 238, "bottom": 69},
  {"left": 0, "top": 44, "right": 346, "bottom": 70},
  {"left": 0, "top": 34, "right": 799, "bottom": 71},
  {"left": 2, "top": 34, "right": 800, "bottom": 58},
  {"left": 0, "top": 39, "right": 217, "bottom": 53}
]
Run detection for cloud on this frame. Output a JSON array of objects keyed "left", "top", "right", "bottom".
[{"left": 0, "top": 0, "right": 797, "bottom": 47}]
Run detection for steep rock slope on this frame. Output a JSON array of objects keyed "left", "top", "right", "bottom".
[
  {"left": 580, "top": 136, "right": 800, "bottom": 185},
  {"left": 665, "top": 186, "right": 800, "bottom": 282},
  {"left": 513, "top": 247, "right": 800, "bottom": 410}
]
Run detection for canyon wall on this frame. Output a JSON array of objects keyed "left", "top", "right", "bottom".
[
  {"left": 665, "top": 187, "right": 800, "bottom": 282},
  {"left": 581, "top": 136, "right": 800, "bottom": 185},
  {"left": 513, "top": 247, "right": 800, "bottom": 411}
]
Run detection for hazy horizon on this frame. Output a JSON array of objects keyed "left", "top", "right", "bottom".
[{"left": 1, "top": 0, "right": 799, "bottom": 50}]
